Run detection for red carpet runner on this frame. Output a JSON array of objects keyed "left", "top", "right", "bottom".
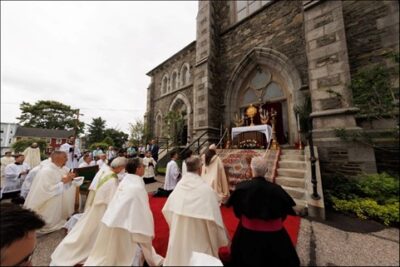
[{"left": 149, "top": 195, "right": 301, "bottom": 257}]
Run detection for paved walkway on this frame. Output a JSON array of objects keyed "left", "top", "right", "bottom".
[{"left": 30, "top": 175, "right": 399, "bottom": 266}]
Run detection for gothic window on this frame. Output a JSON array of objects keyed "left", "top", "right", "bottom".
[
  {"left": 180, "top": 64, "right": 190, "bottom": 86},
  {"left": 242, "top": 88, "right": 258, "bottom": 106},
  {"left": 161, "top": 74, "right": 169, "bottom": 95},
  {"left": 171, "top": 71, "right": 178, "bottom": 90},
  {"left": 236, "top": 0, "right": 271, "bottom": 21},
  {"left": 263, "top": 82, "right": 284, "bottom": 102},
  {"left": 156, "top": 114, "right": 163, "bottom": 138}
]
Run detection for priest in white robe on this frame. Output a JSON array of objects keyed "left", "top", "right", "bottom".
[
  {"left": 23, "top": 143, "right": 41, "bottom": 168},
  {"left": 162, "top": 156, "right": 229, "bottom": 266},
  {"left": 84, "top": 158, "right": 164, "bottom": 266},
  {"left": 2, "top": 154, "right": 30, "bottom": 199},
  {"left": 201, "top": 144, "right": 230, "bottom": 204},
  {"left": 50, "top": 157, "right": 126, "bottom": 266},
  {"left": 78, "top": 154, "right": 95, "bottom": 168},
  {"left": 20, "top": 158, "right": 51, "bottom": 199},
  {"left": 24, "top": 151, "right": 76, "bottom": 234},
  {"left": 83, "top": 161, "right": 111, "bottom": 212},
  {"left": 163, "top": 150, "right": 180, "bottom": 191},
  {"left": 60, "top": 136, "right": 81, "bottom": 169},
  {"left": 1, "top": 151, "right": 15, "bottom": 189}
]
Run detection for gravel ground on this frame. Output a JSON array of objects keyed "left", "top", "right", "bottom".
[{"left": 29, "top": 175, "right": 399, "bottom": 266}]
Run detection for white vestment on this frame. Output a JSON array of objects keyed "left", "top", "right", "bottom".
[
  {"left": 163, "top": 160, "right": 180, "bottom": 191},
  {"left": 24, "top": 162, "right": 74, "bottom": 234},
  {"left": 84, "top": 174, "right": 163, "bottom": 266},
  {"left": 96, "top": 159, "right": 107, "bottom": 168},
  {"left": 201, "top": 154, "right": 230, "bottom": 203},
  {"left": 23, "top": 146, "right": 41, "bottom": 168},
  {"left": 78, "top": 161, "right": 95, "bottom": 168},
  {"left": 84, "top": 164, "right": 111, "bottom": 212},
  {"left": 50, "top": 170, "right": 119, "bottom": 266},
  {"left": 60, "top": 143, "right": 80, "bottom": 169},
  {"left": 2, "top": 163, "right": 30, "bottom": 194},
  {"left": 143, "top": 157, "right": 156, "bottom": 178},
  {"left": 20, "top": 159, "right": 51, "bottom": 199},
  {"left": 162, "top": 172, "right": 229, "bottom": 266}
]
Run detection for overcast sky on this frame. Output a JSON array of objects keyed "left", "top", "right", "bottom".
[{"left": 1, "top": 1, "right": 198, "bottom": 134}]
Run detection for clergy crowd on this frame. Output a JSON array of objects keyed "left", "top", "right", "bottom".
[{"left": 0, "top": 137, "right": 300, "bottom": 266}]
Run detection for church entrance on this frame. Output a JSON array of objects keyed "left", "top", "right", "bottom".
[
  {"left": 169, "top": 93, "right": 191, "bottom": 146},
  {"left": 237, "top": 67, "right": 289, "bottom": 145},
  {"left": 224, "top": 48, "right": 304, "bottom": 147}
]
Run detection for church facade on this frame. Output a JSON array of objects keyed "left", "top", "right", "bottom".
[{"left": 145, "top": 0, "right": 399, "bottom": 176}]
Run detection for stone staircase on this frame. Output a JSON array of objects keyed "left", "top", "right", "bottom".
[{"left": 275, "top": 149, "right": 308, "bottom": 215}]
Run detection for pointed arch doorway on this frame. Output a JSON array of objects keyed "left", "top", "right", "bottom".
[
  {"left": 169, "top": 93, "right": 192, "bottom": 146},
  {"left": 225, "top": 47, "right": 304, "bottom": 146}
]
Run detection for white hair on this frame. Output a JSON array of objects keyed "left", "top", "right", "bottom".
[
  {"left": 110, "top": 157, "right": 127, "bottom": 168},
  {"left": 250, "top": 156, "right": 268, "bottom": 177}
]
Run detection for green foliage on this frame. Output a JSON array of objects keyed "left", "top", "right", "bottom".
[
  {"left": 17, "top": 100, "right": 85, "bottom": 134},
  {"left": 332, "top": 198, "right": 399, "bottom": 226},
  {"left": 87, "top": 117, "right": 106, "bottom": 145},
  {"left": 350, "top": 65, "right": 396, "bottom": 120},
  {"left": 129, "top": 119, "right": 145, "bottom": 146},
  {"left": 86, "top": 117, "right": 128, "bottom": 148},
  {"left": 355, "top": 172, "right": 399, "bottom": 204},
  {"left": 103, "top": 128, "right": 128, "bottom": 148},
  {"left": 324, "top": 172, "right": 399, "bottom": 226},
  {"left": 293, "top": 95, "right": 312, "bottom": 133},
  {"left": 102, "top": 136, "right": 114, "bottom": 146},
  {"left": 89, "top": 142, "right": 109, "bottom": 151},
  {"left": 163, "top": 111, "right": 185, "bottom": 145}
]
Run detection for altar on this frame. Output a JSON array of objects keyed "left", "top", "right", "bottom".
[{"left": 231, "top": 125, "right": 272, "bottom": 149}]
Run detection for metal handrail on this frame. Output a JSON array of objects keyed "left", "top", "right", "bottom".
[
  {"left": 216, "top": 128, "right": 229, "bottom": 148},
  {"left": 307, "top": 117, "right": 320, "bottom": 200}
]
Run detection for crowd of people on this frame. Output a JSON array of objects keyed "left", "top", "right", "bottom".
[{"left": 0, "top": 139, "right": 300, "bottom": 266}]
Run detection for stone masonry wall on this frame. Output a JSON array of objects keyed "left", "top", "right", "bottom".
[
  {"left": 149, "top": 44, "right": 196, "bottom": 137},
  {"left": 343, "top": 0, "right": 399, "bottom": 76},
  {"left": 218, "top": 1, "right": 309, "bottom": 102}
]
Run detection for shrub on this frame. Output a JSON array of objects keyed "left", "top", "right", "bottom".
[
  {"left": 89, "top": 142, "right": 109, "bottom": 151},
  {"left": 332, "top": 197, "right": 399, "bottom": 226},
  {"left": 327, "top": 172, "right": 399, "bottom": 226}
]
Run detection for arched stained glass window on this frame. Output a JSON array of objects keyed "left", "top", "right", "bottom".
[
  {"left": 243, "top": 88, "right": 258, "bottom": 106},
  {"left": 263, "top": 82, "right": 284, "bottom": 102}
]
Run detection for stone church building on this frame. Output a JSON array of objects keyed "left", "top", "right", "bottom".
[{"left": 145, "top": 0, "right": 399, "bottom": 176}]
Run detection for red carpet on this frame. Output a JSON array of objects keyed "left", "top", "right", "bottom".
[{"left": 149, "top": 195, "right": 301, "bottom": 257}]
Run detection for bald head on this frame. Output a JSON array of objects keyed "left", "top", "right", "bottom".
[
  {"left": 51, "top": 151, "right": 68, "bottom": 167},
  {"left": 250, "top": 156, "right": 268, "bottom": 177},
  {"left": 186, "top": 156, "right": 202, "bottom": 175}
]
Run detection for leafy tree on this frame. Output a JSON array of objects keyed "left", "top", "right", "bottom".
[
  {"left": 17, "top": 100, "right": 84, "bottom": 134},
  {"left": 129, "top": 119, "right": 146, "bottom": 146},
  {"left": 102, "top": 136, "right": 115, "bottom": 147},
  {"left": 87, "top": 117, "right": 106, "bottom": 145},
  {"left": 104, "top": 128, "right": 128, "bottom": 148}
]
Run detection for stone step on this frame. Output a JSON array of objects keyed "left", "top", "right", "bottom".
[
  {"left": 282, "top": 186, "right": 305, "bottom": 199},
  {"left": 277, "top": 168, "right": 305, "bottom": 178},
  {"left": 293, "top": 198, "right": 308, "bottom": 216},
  {"left": 280, "top": 154, "right": 305, "bottom": 161},
  {"left": 275, "top": 176, "right": 305, "bottom": 188},
  {"left": 281, "top": 149, "right": 305, "bottom": 155},
  {"left": 279, "top": 160, "right": 306, "bottom": 169}
]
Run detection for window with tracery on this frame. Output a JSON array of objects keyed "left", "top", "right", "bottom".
[{"left": 236, "top": 0, "right": 271, "bottom": 21}]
